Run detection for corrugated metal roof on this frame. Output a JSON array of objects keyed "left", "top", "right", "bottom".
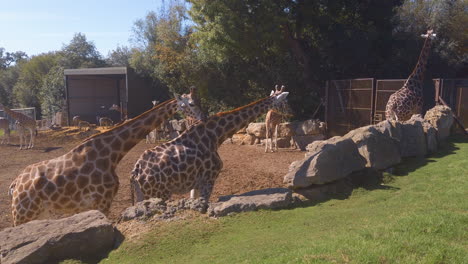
[{"left": 64, "top": 67, "right": 127, "bottom": 75}]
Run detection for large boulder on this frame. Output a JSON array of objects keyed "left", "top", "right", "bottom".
[
  {"left": 242, "top": 134, "right": 256, "bottom": 145},
  {"left": 0, "top": 210, "right": 118, "bottom": 264},
  {"left": 278, "top": 123, "right": 295, "bottom": 137},
  {"left": 343, "top": 125, "right": 401, "bottom": 170},
  {"left": 284, "top": 136, "right": 366, "bottom": 188},
  {"left": 246, "top": 123, "right": 266, "bottom": 138},
  {"left": 292, "top": 135, "right": 325, "bottom": 151},
  {"left": 411, "top": 114, "right": 438, "bottom": 154},
  {"left": 293, "top": 119, "right": 325, "bottom": 136},
  {"left": 424, "top": 105, "right": 454, "bottom": 142},
  {"left": 208, "top": 188, "right": 293, "bottom": 217},
  {"left": 293, "top": 178, "right": 353, "bottom": 201},
  {"left": 400, "top": 116, "right": 427, "bottom": 157}
]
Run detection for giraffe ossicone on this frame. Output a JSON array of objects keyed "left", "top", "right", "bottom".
[
  {"left": 8, "top": 90, "right": 203, "bottom": 226},
  {"left": 131, "top": 85, "right": 290, "bottom": 211}
]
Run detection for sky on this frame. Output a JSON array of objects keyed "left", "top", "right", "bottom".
[{"left": 0, "top": 0, "right": 163, "bottom": 57}]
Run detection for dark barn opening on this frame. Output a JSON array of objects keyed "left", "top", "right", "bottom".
[{"left": 64, "top": 67, "right": 168, "bottom": 125}]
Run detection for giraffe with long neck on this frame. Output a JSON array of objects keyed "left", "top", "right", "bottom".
[
  {"left": 8, "top": 90, "right": 204, "bottom": 226},
  {"left": 264, "top": 101, "right": 293, "bottom": 152},
  {"left": 131, "top": 85, "right": 289, "bottom": 210},
  {"left": 385, "top": 29, "right": 437, "bottom": 121},
  {"left": 0, "top": 104, "right": 36, "bottom": 149}
]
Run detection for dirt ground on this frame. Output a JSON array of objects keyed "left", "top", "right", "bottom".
[{"left": 0, "top": 128, "right": 304, "bottom": 231}]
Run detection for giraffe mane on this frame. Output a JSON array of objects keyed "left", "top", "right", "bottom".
[
  {"left": 215, "top": 96, "right": 270, "bottom": 117},
  {"left": 81, "top": 98, "right": 176, "bottom": 142}
]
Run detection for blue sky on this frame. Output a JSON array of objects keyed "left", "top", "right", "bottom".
[{"left": 0, "top": 0, "right": 163, "bottom": 57}]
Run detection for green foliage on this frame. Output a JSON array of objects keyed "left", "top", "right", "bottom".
[
  {"left": 40, "top": 66, "right": 65, "bottom": 119},
  {"left": 58, "top": 33, "right": 106, "bottom": 69},
  {"left": 0, "top": 65, "right": 21, "bottom": 106},
  {"left": 394, "top": 0, "right": 468, "bottom": 77},
  {"left": 12, "top": 53, "right": 58, "bottom": 114},
  {"left": 106, "top": 45, "right": 132, "bottom": 67},
  {"left": 102, "top": 136, "right": 468, "bottom": 263}
]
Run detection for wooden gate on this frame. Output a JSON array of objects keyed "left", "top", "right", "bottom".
[
  {"left": 435, "top": 79, "right": 468, "bottom": 128},
  {"left": 325, "top": 79, "right": 374, "bottom": 136},
  {"left": 373, "top": 79, "right": 406, "bottom": 123}
]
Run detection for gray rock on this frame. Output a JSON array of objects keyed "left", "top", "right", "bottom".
[
  {"left": 0, "top": 210, "right": 117, "bottom": 264},
  {"left": 400, "top": 116, "right": 427, "bottom": 157},
  {"left": 120, "top": 198, "right": 166, "bottom": 221},
  {"left": 293, "top": 119, "right": 324, "bottom": 136},
  {"left": 278, "top": 123, "right": 295, "bottom": 137},
  {"left": 424, "top": 105, "right": 454, "bottom": 142},
  {"left": 293, "top": 178, "right": 353, "bottom": 201},
  {"left": 284, "top": 137, "right": 366, "bottom": 188},
  {"left": 293, "top": 134, "right": 325, "bottom": 151},
  {"left": 208, "top": 188, "right": 293, "bottom": 217},
  {"left": 246, "top": 122, "right": 266, "bottom": 138},
  {"left": 343, "top": 125, "right": 401, "bottom": 170},
  {"left": 411, "top": 114, "right": 438, "bottom": 154}
]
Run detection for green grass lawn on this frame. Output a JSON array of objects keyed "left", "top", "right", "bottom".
[{"left": 93, "top": 136, "right": 468, "bottom": 263}]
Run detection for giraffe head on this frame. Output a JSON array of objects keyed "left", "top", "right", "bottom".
[
  {"left": 109, "top": 104, "right": 120, "bottom": 111},
  {"left": 269, "top": 85, "right": 289, "bottom": 106},
  {"left": 421, "top": 29, "right": 436, "bottom": 39},
  {"left": 174, "top": 86, "right": 207, "bottom": 122}
]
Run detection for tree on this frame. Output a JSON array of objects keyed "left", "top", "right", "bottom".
[
  {"left": 40, "top": 65, "right": 65, "bottom": 119},
  {"left": 394, "top": 0, "right": 467, "bottom": 77},
  {"left": 12, "top": 53, "right": 58, "bottom": 115},
  {"left": 58, "top": 33, "right": 106, "bottom": 69},
  {"left": 187, "top": 0, "right": 403, "bottom": 118},
  {"left": 0, "top": 48, "right": 28, "bottom": 69},
  {"left": 106, "top": 45, "right": 132, "bottom": 66}
]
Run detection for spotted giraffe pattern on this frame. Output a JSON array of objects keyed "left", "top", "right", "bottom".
[
  {"left": 264, "top": 104, "right": 292, "bottom": 152},
  {"left": 131, "top": 86, "right": 290, "bottom": 208},
  {"left": 8, "top": 91, "right": 204, "bottom": 226},
  {"left": 385, "top": 30, "right": 436, "bottom": 121},
  {"left": 0, "top": 104, "right": 37, "bottom": 149}
]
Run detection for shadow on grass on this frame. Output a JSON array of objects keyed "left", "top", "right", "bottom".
[{"left": 288, "top": 135, "right": 467, "bottom": 208}]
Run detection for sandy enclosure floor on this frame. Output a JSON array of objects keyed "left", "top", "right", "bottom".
[{"left": 0, "top": 128, "right": 304, "bottom": 230}]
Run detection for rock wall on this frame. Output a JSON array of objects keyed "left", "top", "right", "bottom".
[{"left": 284, "top": 105, "right": 454, "bottom": 192}]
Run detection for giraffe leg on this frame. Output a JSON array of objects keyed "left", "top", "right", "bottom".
[
  {"left": 28, "top": 128, "right": 34, "bottom": 149},
  {"left": 274, "top": 125, "right": 279, "bottom": 152},
  {"left": 18, "top": 127, "right": 24, "bottom": 150},
  {"left": 190, "top": 188, "right": 199, "bottom": 199},
  {"left": 264, "top": 132, "right": 269, "bottom": 153}
]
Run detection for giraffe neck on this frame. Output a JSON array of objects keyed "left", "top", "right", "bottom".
[
  {"left": 78, "top": 99, "right": 179, "bottom": 164},
  {"left": 194, "top": 96, "right": 276, "bottom": 147},
  {"left": 1, "top": 106, "right": 34, "bottom": 124},
  {"left": 408, "top": 36, "right": 433, "bottom": 84}
]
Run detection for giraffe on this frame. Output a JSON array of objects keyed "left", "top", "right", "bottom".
[
  {"left": 8, "top": 90, "right": 205, "bottom": 226},
  {"left": 99, "top": 117, "right": 113, "bottom": 128},
  {"left": 0, "top": 104, "right": 37, "bottom": 149},
  {"left": 264, "top": 101, "right": 293, "bottom": 152},
  {"left": 72, "top": 116, "right": 81, "bottom": 126},
  {"left": 0, "top": 117, "right": 11, "bottom": 145},
  {"left": 131, "top": 85, "right": 289, "bottom": 211},
  {"left": 146, "top": 100, "right": 161, "bottom": 144},
  {"left": 385, "top": 29, "right": 437, "bottom": 121}
]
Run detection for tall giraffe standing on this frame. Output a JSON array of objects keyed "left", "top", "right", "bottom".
[
  {"left": 131, "top": 85, "right": 289, "bottom": 210},
  {"left": 264, "top": 101, "right": 293, "bottom": 152},
  {"left": 8, "top": 90, "right": 204, "bottom": 226},
  {"left": 385, "top": 29, "right": 437, "bottom": 121},
  {"left": 0, "top": 117, "right": 11, "bottom": 144},
  {"left": 0, "top": 104, "right": 37, "bottom": 149}
]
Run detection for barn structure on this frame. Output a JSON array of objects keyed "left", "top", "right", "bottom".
[
  {"left": 325, "top": 78, "right": 468, "bottom": 136},
  {"left": 64, "top": 67, "right": 168, "bottom": 125}
]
